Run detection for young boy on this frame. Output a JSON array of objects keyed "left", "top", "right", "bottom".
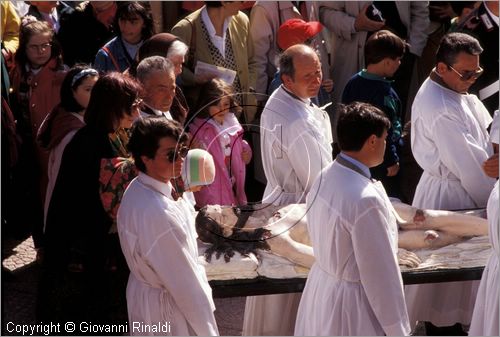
[{"left": 342, "top": 30, "right": 406, "bottom": 198}]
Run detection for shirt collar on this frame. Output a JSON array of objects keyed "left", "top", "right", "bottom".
[
  {"left": 137, "top": 171, "right": 174, "bottom": 199},
  {"left": 281, "top": 84, "right": 311, "bottom": 105},
  {"left": 201, "top": 7, "right": 231, "bottom": 39},
  {"left": 359, "top": 69, "right": 393, "bottom": 83},
  {"left": 338, "top": 152, "right": 371, "bottom": 179}
]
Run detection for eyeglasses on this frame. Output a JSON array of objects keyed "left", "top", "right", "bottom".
[
  {"left": 27, "top": 43, "right": 52, "bottom": 52},
  {"left": 166, "top": 145, "right": 189, "bottom": 163},
  {"left": 448, "top": 64, "right": 484, "bottom": 81}
]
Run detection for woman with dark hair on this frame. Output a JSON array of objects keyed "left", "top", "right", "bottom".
[
  {"left": 9, "top": 19, "right": 66, "bottom": 249},
  {"left": 39, "top": 72, "right": 142, "bottom": 326},
  {"left": 129, "top": 32, "right": 190, "bottom": 124},
  {"left": 94, "top": 1, "right": 154, "bottom": 73},
  {"left": 37, "top": 65, "right": 99, "bottom": 228}
]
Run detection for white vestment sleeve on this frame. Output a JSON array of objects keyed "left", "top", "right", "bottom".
[
  {"left": 431, "top": 112, "right": 495, "bottom": 206},
  {"left": 144, "top": 216, "right": 219, "bottom": 336},
  {"left": 352, "top": 202, "right": 410, "bottom": 336}
]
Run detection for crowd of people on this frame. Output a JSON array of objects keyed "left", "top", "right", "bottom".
[{"left": 1, "top": 1, "right": 499, "bottom": 336}]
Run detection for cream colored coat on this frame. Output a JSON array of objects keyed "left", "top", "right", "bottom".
[
  {"left": 172, "top": 7, "right": 257, "bottom": 123},
  {"left": 318, "top": 1, "right": 430, "bottom": 105}
]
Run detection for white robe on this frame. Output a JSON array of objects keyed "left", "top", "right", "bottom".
[
  {"left": 469, "top": 181, "right": 499, "bottom": 336},
  {"left": 295, "top": 159, "right": 410, "bottom": 336},
  {"left": 243, "top": 85, "right": 333, "bottom": 336},
  {"left": 407, "top": 77, "right": 495, "bottom": 327},
  {"left": 117, "top": 173, "right": 219, "bottom": 336}
]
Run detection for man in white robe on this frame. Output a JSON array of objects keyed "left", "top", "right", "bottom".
[
  {"left": 408, "top": 32, "right": 496, "bottom": 333},
  {"left": 117, "top": 118, "right": 218, "bottom": 336},
  {"left": 136, "top": 56, "right": 175, "bottom": 120},
  {"left": 243, "top": 44, "right": 333, "bottom": 335},
  {"left": 295, "top": 102, "right": 410, "bottom": 336}
]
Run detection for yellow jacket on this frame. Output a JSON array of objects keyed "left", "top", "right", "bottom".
[{"left": 1, "top": 1, "right": 20, "bottom": 55}]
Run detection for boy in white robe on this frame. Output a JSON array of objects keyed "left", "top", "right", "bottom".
[
  {"left": 117, "top": 118, "right": 219, "bottom": 336},
  {"left": 408, "top": 32, "right": 496, "bottom": 334},
  {"left": 295, "top": 101, "right": 410, "bottom": 336}
]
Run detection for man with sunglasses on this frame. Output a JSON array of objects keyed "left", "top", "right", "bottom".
[
  {"left": 117, "top": 117, "right": 219, "bottom": 336},
  {"left": 407, "top": 32, "right": 496, "bottom": 335}
]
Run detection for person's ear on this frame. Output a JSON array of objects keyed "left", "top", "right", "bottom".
[
  {"left": 436, "top": 61, "right": 448, "bottom": 75},
  {"left": 141, "top": 155, "right": 152, "bottom": 168},
  {"left": 368, "top": 134, "right": 378, "bottom": 149},
  {"left": 281, "top": 73, "right": 293, "bottom": 86}
]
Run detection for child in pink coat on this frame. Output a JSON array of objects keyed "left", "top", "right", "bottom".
[{"left": 188, "top": 79, "right": 252, "bottom": 207}]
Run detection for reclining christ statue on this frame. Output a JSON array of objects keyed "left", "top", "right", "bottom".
[{"left": 195, "top": 202, "right": 488, "bottom": 269}]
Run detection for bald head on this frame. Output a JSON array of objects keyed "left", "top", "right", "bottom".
[{"left": 279, "top": 44, "right": 322, "bottom": 99}]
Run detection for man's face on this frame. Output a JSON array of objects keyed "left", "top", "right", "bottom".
[
  {"left": 283, "top": 52, "right": 322, "bottom": 100},
  {"left": 438, "top": 52, "right": 481, "bottom": 94},
  {"left": 143, "top": 136, "right": 184, "bottom": 183},
  {"left": 142, "top": 71, "right": 176, "bottom": 112}
]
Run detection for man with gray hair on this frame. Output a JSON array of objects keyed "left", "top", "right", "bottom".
[{"left": 136, "top": 56, "right": 176, "bottom": 120}]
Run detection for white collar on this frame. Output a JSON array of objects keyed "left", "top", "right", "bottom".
[
  {"left": 137, "top": 171, "right": 174, "bottom": 200},
  {"left": 280, "top": 85, "right": 311, "bottom": 105},
  {"left": 207, "top": 113, "right": 241, "bottom": 136},
  {"left": 142, "top": 103, "right": 173, "bottom": 120},
  {"left": 338, "top": 152, "right": 371, "bottom": 179},
  {"left": 201, "top": 7, "right": 231, "bottom": 39}
]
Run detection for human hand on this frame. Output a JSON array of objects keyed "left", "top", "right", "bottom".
[
  {"left": 241, "top": 148, "right": 252, "bottom": 165},
  {"left": 482, "top": 153, "right": 499, "bottom": 178},
  {"left": 386, "top": 162, "right": 400, "bottom": 177},
  {"left": 354, "top": 4, "right": 386, "bottom": 32},
  {"left": 321, "top": 79, "right": 334, "bottom": 93},
  {"left": 397, "top": 248, "right": 421, "bottom": 268}
]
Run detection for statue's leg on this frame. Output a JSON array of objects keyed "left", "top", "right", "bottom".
[{"left": 398, "top": 230, "right": 463, "bottom": 250}]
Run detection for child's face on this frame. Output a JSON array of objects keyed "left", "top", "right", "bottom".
[
  {"left": 119, "top": 14, "right": 144, "bottom": 45},
  {"left": 26, "top": 32, "right": 52, "bottom": 68},
  {"left": 208, "top": 96, "right": 231, "bottom": 124},
  {"left": 73, "top": 75, "right": 99, "bottom": 110}
]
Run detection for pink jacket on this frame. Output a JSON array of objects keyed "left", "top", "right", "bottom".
[{"left": 189, "top": 115, "right": 251, "bottom": 207}]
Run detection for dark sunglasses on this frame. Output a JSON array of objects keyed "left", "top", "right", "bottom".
[
  {"left": 448, "top": 64, "right": 484, "bottom": 81},
  {"left": 166, "top": 146, "right": 189, "bottom": 163}
]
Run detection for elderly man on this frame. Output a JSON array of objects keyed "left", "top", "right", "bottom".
[
  {"left": 136, "top": 56, "right": 176, "bottom": 120},
  {"left": 408, "top": 32, "right": 496, "bottom": 335},
  {"left": 117, "top": 117, "right": 218, "bottom": 336},
  {"left": 243, "top": 44, "right": 333, "bottom": 336}
]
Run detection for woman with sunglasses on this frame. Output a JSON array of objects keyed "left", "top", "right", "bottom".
[
  {"left": 9, "top": 19, "right": 67, "bottom": 252},
  {"left": 40, "top": 72, "right": 142, "bottom": 326}
]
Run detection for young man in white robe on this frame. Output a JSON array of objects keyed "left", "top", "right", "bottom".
[
  {"left": 117, "top": 117, "right": 219, "bottom": 336},
  {"left": 408, "top": 32, "right": 496, "bottom": 334},
  {"left": 295, "top": 101, "right": 410, "bottom": 336},
  {"left": 243, "top": 44, "right": 333, "bottom": 336}
]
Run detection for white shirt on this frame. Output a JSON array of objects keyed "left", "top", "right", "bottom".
[
  {"left": 295, "top": 159, "right": 410, "bottom": 336},
  {"left": 140, "top": 103, "right": 173, "bottom": 120},
  {"left": 117, "top": 172, "right": 219, "bottom": 336},
  {"left": 260, "top": 85, "right": 333, "bottom": 205},
  {"left": 201, "top": 7, "right": 231, "bottom": 58}
]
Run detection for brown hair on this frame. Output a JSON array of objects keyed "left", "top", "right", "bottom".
[
  {"left": 15, "top": 20, "right": 63, "bottom": 75},
  {"left": 364, "top": 30, "right": 407, "bottom": 66},
  {"left": 84, "top": 72, "right": 143, "bottom": 133},
  {"left": 191, "top": 78, "right": 240, "bottom": 122}
]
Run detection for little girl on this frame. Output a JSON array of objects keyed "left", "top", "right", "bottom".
[
  {"left": 38, "top": 65, "right": 99, "bottom": 228},
  {"left": 189, "top": 79, "right": 252, "bottom": 207}
]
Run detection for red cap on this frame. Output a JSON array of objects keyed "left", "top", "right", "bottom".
[{"left": 277, "top": 19, "right": 323, "bottom": 51}]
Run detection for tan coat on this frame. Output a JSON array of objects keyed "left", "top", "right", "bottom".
[{"left": 172, "top": 7, "right": 257, "bottom": 123}]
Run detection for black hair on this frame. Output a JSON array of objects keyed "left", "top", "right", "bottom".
[
  {"left": 114, "top": 1, "right": 154, "bottom": 41},
  {"left": 337, "top": 102, "right": 391, "bottom": 151},
  {"left": 196, "top": 205, "right": 271, "bottom": 263},
  {"left": 128, "top": 117, "right": 188, "bottom": 172},
  {"left": 364, "top": 30, "right": 407, "bottom": 66},
  {"left": 60, "top": 65, "right": 98, "bottom": 113},
  {"left": 205, "top": 1, "right": 223, "bottom": 8},
  {"left": 193, "top": 78, "right": 239, "bottom": 120},
  {"left": 436, "top": 32, "right": 483, "bottom": 66}
]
